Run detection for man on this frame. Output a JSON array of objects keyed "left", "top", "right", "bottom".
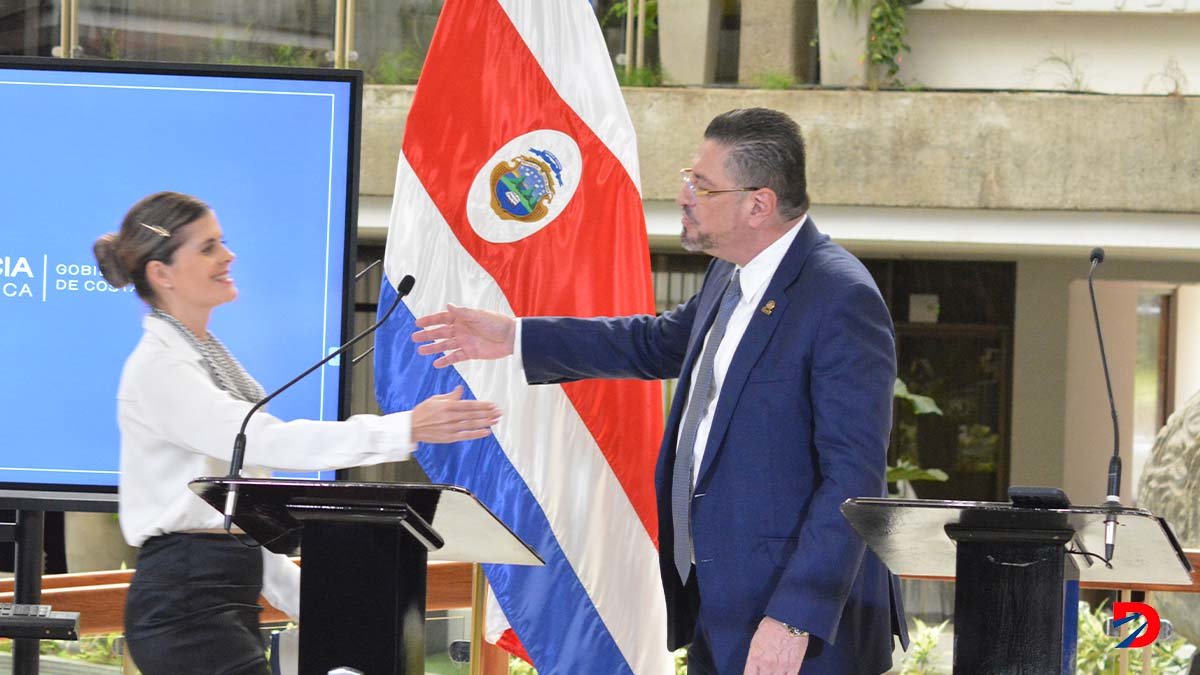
[{"left": 413, "top": 108, "right": 907, "bottom": 674}]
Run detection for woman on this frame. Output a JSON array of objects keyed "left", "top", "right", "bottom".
[{"left": 94, "top": 191, "right": 499, "bottom": 674}]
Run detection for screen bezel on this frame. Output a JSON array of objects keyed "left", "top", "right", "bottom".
[{"left": 0, "top": 56, "right": 363, "bottom": 493}]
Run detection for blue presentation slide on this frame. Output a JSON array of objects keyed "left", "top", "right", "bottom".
[{"left": 0, "top": 66, "right": 354, "bottom": 487}]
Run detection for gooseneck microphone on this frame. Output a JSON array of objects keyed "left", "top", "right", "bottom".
[
  {"left": 222, "top": 274, "right": 416, "bottom": 532},
  {"left": 1086, "top": 248, "right": 1121, "bottom": 561}
]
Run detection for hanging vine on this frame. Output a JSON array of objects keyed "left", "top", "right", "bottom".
[{"left": 840, "top": 0, "right": 920, "bottom": 88}]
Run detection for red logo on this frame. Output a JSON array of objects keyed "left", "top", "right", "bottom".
[{"left": 1113, "top": 601, "right": 1161, "bottom": 648}]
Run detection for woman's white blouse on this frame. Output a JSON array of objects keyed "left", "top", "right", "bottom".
[{"left": 115, "top": 316, "right": 415, "bottom": 618}]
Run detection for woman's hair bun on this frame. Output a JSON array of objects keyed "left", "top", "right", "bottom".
[{"left": 93, "top": 232, "right": 131, "bottom": 288}]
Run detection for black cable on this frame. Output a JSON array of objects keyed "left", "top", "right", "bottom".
[{"left": 1068, "top": 547, "right": 1113, "bottom": 570}]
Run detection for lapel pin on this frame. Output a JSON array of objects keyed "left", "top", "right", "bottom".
[{"left": 761, "top": 300, "right": 776, "bottom": 316}]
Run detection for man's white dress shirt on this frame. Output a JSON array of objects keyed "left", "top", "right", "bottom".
[{"left": 677, "top": 216, "right": 806, "bottom": 484}]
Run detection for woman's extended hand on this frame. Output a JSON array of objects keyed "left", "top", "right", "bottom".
[{"left": 411, "top": 385, "right": 501, "bottom": 444}]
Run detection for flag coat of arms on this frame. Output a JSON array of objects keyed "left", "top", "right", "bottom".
[{"left": 373, "top": 1, "right": 672, "bottom": 673}]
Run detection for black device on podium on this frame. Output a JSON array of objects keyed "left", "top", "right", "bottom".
[
  {"left": 841, "top": 497, "right": 1194, "bottom": 674},
  {"left": 190, "top": 478, "right": 542, "bottom": 675},
  {"left": 0, "top": 490, "right": 118, "bottom": 674}
]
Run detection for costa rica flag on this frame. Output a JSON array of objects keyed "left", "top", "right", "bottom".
[{"left": 373, "top": 1, "right": 672, "bottom": 673}]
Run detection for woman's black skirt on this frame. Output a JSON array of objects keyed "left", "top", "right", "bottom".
[{"left": 125, "top": 533, "right": 271, "bottom": 675}]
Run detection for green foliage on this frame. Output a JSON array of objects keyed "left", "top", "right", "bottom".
[
  {"left": 266, "top": 44, "right": 325, "bottom": 68},
  {"left": 509, "top": 656, "right": 536, "bottom": 675},
  {"left": 900, "top": 618, "right": 948, "bottom": 675},
  {"left": 510, "top": 648, "right": 688, "bottom": 674},
  {"left": 210, "top": 36, "right": 327, "bottom": 69},
  {"left": 955, "top": 424, "right": 998, "bottom": 473},
  {"left": 1143, "top": 57, "right": 1189, "bottom": 97},
  {"left": 836, "top": 0, "right": 916, "bottom": 88},
  {"left": 369, "top": 49, "right": 425, "bottom": 85},
  {"left": 894, "top": 378, "right": 942, "bottom": 416},
  {"left": 1034, "top": 49, "right": 1088, "bottom": 92},
  {"left": 888, "top": 457, "right": 948, "bottom": 484},
  {"left": 865, "top": 0, "right": 911, "bottom": 88},
  {"left": 0, "top": 634, "right": 125, "bottom": 665},
  {"left": 617, "top": 66, "right": 663, "bottom": 87},
  {"left": 889, "top": 379, "right": 947, "bottom": 484},
  {"left": 674, "top": 647, "right": 688, "bottom": 673},
  {"left": 752, "top": 71, "right": 798, "bottom": 90},
  {"left": 603, "top": 0, "right": 659, "bottom": 34},
  {"left": 1075, "top": 601, "right": 1195, "bottom": 674},
  {"left": 101, "top": 29, "right": 123, "bottom": 60}
]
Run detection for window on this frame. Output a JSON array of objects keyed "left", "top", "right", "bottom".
[
  {"left": 866, "top": 259, "right": 1016, "bottom": 502},
  {"left": 72, "top": 1, "right": 336, "bottom": 65},
  {"left": 0, "top": 1, "right": 58, "bottom": 56},
  {"left": 1131, "top": 289, "right": 1171, "bottom": 504}
]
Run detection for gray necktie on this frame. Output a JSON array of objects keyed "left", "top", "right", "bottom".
[{"left": 671, "top": 270, "right": 741, "bottom": 584}]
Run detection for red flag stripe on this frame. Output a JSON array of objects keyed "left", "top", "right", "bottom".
[{"left": 404, "top": 0, "right": 662, "bottom": 542}]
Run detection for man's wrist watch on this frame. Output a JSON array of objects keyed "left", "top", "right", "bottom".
[{"left": 781, "top": 622, "right": 809, "bottom": 638}]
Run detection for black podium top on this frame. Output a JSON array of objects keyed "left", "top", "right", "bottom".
[
  {"left": 842, "top": 498, "right": 1194, "bottom": 586},
  {"left": 191, "top": 478, "right": 542, "bottom": 566}
]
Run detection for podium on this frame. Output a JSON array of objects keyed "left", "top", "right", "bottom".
[
  {"left": 842, "top": 498, "right": 1194, "bottom": 675},
  {"left": 190, "top": 478, "right": 542, "bottom": 675}
]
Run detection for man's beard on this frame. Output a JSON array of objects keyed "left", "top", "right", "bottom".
[
  {"left": 680, "top": 228, "right": 714, "bottom": 253},
  {"left": 680, "top": 209, "right": 715, "bottom": 253}
]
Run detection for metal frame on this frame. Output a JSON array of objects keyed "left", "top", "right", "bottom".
[{"left": 0, "top": 54, "right": 364, "bottom": 491}]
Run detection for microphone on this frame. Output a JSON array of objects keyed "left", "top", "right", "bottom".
[
  {"left": 1086, "top": 248, "right": 1121, "bottom": 561},
  {"left": 222, "top": 274, "right": 416, "bottom": 532}
]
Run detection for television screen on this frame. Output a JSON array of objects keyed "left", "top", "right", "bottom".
[{"left": 0, "top": 57, "right": 361, "bottom": 490}]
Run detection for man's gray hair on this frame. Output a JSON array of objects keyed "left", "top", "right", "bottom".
[{"left": 703, "top": 108, "right": 810, "bottom": 220}]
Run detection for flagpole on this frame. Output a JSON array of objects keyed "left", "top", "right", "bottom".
[
  {"left": 333, "top": 0, "right": 346, "bottom": 68},
  {"left": 470, "top": 563, "right": 489, "bottom": 675},
  {"left": 345, "top": 0, "right": 357, "bottom": 67},
  {"left": 624, "top": 0, "right": 636, "bottom": 77},
  {"left": 636, "top": 0, "right": 647, "bottom": 71}
]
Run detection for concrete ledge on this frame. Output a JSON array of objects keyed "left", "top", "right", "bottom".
[
  {"left": 360, "top": 85, "right": 415, "bottom": 197},
  {"left": 362, "top": 84, "right": 1200, "bottom": 213}
]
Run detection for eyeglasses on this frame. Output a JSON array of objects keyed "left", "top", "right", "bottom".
[{"left": 680, "top": 168, "right": 762, "bottom": 198}]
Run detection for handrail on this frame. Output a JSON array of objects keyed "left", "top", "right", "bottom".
[
  {"left": 0, "top": 560, "right": 473, "bottom": 635},
  {"left": 1, "top": 551, "right": 1195, "bottom": 640}
]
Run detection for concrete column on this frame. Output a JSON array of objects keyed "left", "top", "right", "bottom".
[
  {"left": 816, "top": 0, "right": 869, "bottom": 86},
  {"left": 1171, "top": 285, "right": 1200, "bottom": 412},
  {"left": 64, "top": 512, "right": 137, "bottom": 572},
  {"left": 739, "top": 0, "right": 819, "bottom": 85},
  {"left": 658, "top": 0, "right": 723, "bottom": 85}
]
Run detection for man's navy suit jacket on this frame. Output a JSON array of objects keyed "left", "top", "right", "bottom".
[{"left": 523, "top": 219, "right": 908, "bottom": 674}]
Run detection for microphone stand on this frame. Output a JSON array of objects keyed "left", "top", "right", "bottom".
[
  {"left": 1086, "top": 248, "right": 1121, "bottom": 562},
  {"left": 222, "top": 274, "right": 416, "bottom": 532}
]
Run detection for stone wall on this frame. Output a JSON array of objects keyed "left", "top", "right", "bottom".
[{"left": 361, "top": 85, "right": 1200, "bottom": 214}]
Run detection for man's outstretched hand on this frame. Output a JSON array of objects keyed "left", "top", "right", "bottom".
[{"left": 412, "top": 304, "right": 516, "bottom": 368}]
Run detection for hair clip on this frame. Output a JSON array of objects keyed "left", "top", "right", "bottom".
[{"left": 139, "top": 222, "right": 171, "bottom": 238}]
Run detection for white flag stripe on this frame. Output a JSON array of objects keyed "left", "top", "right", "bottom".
[
  {"left": 386, "top": 153, "right": 672, "bottom": 675},
  {"left": 484, "top": 586, "right": 507, "bottom": 643},
  {"left": 497, "top": 0, "right": 643, "bottom": 194}
]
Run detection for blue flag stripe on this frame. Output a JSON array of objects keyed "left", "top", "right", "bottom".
[{"left": 374, "top": 279, "right": 634, "bottom": 674}]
